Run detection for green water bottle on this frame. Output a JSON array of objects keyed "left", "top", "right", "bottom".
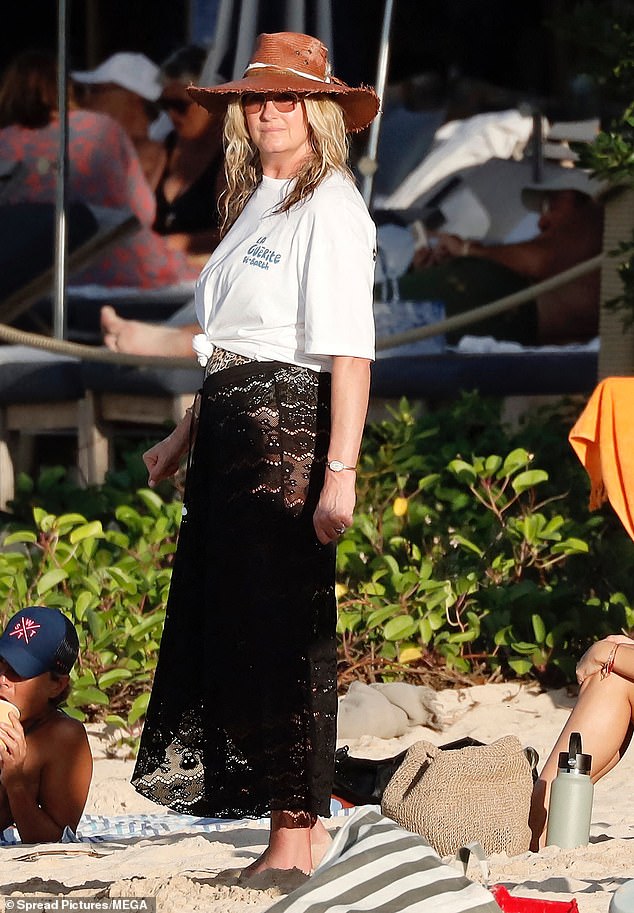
[{"left": 545, "top": 732, "right": 594, "bottom": 849}]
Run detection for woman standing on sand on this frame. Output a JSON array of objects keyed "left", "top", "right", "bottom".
[{"left": 131, "top": 32, "right": 378, "bottom": 876}]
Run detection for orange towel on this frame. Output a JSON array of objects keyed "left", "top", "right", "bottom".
[{"left": 569, "top": 377, "right": 634, "bottom": 541}]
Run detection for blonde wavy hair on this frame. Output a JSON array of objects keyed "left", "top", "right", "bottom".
[{"left": 219, "top": 96, "right": 353, "bottom": 233}]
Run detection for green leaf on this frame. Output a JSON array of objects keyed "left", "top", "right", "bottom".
[
  {"left": 36, "top": 568, "right": 68, "bottom": 595},
  {"left": 447, "top": 459, "right": 477, "bottom": 485},
  {"left": 85, "top": 608, "right": 106, "bottom": 641},
  {"left": 72, "top": 686, "right": 109, "bottom": 706},
  {"left": 128, "top": 691, "right": 150, "bottom": 725},
  {"left": 451, "top": 534, "right": 484, "bottom": 557},
  {"left": 383, "top": 615, "right": 417, "bottom": 641},
  {"left": 104, "top": 715, "right": 128, "bottom": 727},
  {"left": 136, "top": 488, "right": 165, "bottom": 516},
  {"left": 32, "top": 507, "right": 48, "bottom": 527},
  {"left": 511, "top": 470, "right": 549, "bottom": 494},
  {"left": 70, "top": 521, "right": 105, "bottom": 544},
  {"left": 551, "top": 538, "right": 590, "bottom": 554},
  {"left": 63, "top": 706, "right": 86, "bottom": 722},
  {"left": 418, "top": 617, "right": 433, "bottom": 644},
  {"left": 511, "top": 641, "right": 539, "bottom": 655},
  {"left": 98, "top": 668, "right": 134, "bottom": 688},
  {"left": 127, "top": 612, "right": 165, "bottom": 639},
  {"left": 366, "top": 605, "right": 402, "bottom": 629},
  {"left": 502, "top": 448, "right": 531, "bottom": 474},
  {"left": 484, "top": 455, "right": 503, "bottom": 474},
  {"left": 107, "top": 567, "right": 138, "bottom": 595},
  {"left": 56, "top": 513, "right": 88, "bottom": 535},
  {"left": 416, "top": 473, "right": 440, "bottom": 491},
  {"left": 74, "top": 670, "right": 97, "bottom": 687},
  {"left": 337, "top": 611, "right": 362, "bottom": 633},
  {"left": 508, "top": 657, "right": 533, "bottom": 675},
  {"left": 532, "top": 614, "right": 546, "bottom": 644},
  {"left": 3, "top": 531, "right": 38, "bottom": 545}
]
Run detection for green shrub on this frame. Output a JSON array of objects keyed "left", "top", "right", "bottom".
[
  {"left": 338, "top": 397, "right": 634, "bottom": 686},
  {"left": 2, "top": 394, "right": 633, "bottom": 731},
  {"left": 0, "top": 489, "right": 181, "bottom": 732}
]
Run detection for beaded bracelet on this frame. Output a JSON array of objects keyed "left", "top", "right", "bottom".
[{"left": 600, "top": 644, "right": 618, "bottom": 679}]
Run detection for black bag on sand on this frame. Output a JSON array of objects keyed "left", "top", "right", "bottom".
[{"left": 333, "top": 736, "right": 484, "bottom": 806}]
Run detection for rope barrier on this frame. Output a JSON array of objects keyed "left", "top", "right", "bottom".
[
  {"left": 0, "top": 321, "right": 195, "bottom": 369},
  {"left": 0, "top": 252, "right": 604, "bottom": 366}
]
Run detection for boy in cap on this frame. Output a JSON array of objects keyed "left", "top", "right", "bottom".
[{"left": 0, "top": 607, "right": 92, "bottom": 843}]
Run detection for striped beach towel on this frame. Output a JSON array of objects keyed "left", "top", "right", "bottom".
[{"left": 267, "top": 805, "right": 501, "bottom": 913}]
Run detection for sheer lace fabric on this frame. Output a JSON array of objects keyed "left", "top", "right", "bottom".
[{"left": 132, "top": 359, "right": 337, "bottom": 819}]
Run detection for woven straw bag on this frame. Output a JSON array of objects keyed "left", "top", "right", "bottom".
[{"left": 381, "top": 734, "right": 533, "bottom": 857}]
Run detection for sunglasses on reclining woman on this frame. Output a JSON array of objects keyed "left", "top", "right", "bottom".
[
  {"left": 158, "top": 97, "right": 194, "bottom": 115},
  {"left": 242, "top": 92, "right": 300, "bottom": 114}
]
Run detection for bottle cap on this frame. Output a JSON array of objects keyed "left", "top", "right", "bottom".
[{"left": 557, "top": 750, "right": 592, "bottom": 774}]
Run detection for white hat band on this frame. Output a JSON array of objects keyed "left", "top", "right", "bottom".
[{"left": 245, "top": 61, "right": 331, "bottom": 84}]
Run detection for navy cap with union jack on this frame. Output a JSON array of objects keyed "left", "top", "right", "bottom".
[{"left": 0, "top": 607, "right": 79, "bottom": 678}]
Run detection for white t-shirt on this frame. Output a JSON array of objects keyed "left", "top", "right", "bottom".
[{"left": 194, "top": 170, "right": 376, "bottom": 371}]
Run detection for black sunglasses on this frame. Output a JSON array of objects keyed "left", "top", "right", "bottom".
[{"left": 158, "top": 97, "right": 194, "bottom": 115}]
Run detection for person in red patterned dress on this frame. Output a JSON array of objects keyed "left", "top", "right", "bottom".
[{"left": 0, "top": 49, "right": 198, "bottom": 289}]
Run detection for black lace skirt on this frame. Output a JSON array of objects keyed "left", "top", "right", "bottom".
[{"left": 132, "top": 360, "right": 337, "bottom": 819}]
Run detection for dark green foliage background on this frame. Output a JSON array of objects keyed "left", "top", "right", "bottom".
[{"left": 1, "top": 394, "right": 632, "bottom": 738}]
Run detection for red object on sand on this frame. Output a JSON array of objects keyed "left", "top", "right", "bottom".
[
  {"left": 331, "top": 794, "right": 355, "bottom": 808},
  {"left": 491, "top": 885, "right": 580, "bottom": 913}
]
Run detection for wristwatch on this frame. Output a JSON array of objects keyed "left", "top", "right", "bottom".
[{"left": 327, "top": 459, "right": 356, "bottom": 473}]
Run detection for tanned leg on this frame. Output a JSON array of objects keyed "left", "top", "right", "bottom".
[
  {"left": 310, "top": 817, "right": 332, "bottom": 869},
  {"left": 529, "top": 671, "right": 634, "bottom": 850}
]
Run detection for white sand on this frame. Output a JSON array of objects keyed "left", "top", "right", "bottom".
[{"left": 2, "top": 682, "right": 633, "bottom": 911}]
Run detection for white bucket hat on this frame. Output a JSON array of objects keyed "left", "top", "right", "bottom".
[
  {"left": 72, "top": 52, "right": 161, "bottom": 102},
  {"left": 521, "top": 168, "right": 608, "bottom": 211}
]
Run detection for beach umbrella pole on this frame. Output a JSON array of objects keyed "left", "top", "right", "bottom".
[
  {"left": 360, "top": 0, "right": 395, "bottom": 207},
  {"left": 54, "top": 0, "right": 69, "bottom": 339}
]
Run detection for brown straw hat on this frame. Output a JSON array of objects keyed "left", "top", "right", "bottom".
[{"left": 187, "top": 32, "right": 380, "bottom": 133}]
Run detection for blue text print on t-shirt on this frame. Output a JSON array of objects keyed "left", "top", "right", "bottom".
[{"left": 243, "top": 236, "right": 283, "bottom": 270}]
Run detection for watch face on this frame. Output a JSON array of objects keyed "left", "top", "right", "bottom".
[{"left": 329, "top": 460, "right": 344, "bottom": 472}]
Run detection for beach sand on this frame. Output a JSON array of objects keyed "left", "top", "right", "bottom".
[{"left": 2, "top": 681, "right": 633, "bottom": 911}]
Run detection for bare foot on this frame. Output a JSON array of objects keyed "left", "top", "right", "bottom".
[
  {"left": 100, "top": 305, "right": 196, "bottom": 358},
  {"left": 242, "top": 813, "right": 313, "bottom": 877},
  {"left": 310, "top": 818, "right": 332, "bottom": 870}
]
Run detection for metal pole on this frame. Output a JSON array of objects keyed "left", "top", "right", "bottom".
[
  {"left": 53, "top": 0, "right": 69, "bottom": 340},
  {"left": 316, "top": 0, "right": 334, "bottom": 63},
  {"left": 361, "top": 0, "right": 395, "bottom": 208},
  {"left": 200, "top": 0, "right": 235, "bottom": 83},
  {"left": 532, "top": 109, "right": 543, "bottom": 184},
  {"left": 284, "top": 0, "right": 306, "bottom": 34},
  {"left": 232, "top": 0, "right": 258, "bottom": 78}
]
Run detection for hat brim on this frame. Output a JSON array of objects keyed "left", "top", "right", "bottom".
[
  {"left": 188, "top": 72, "right": 379, "bottom": 133},
  {"left": 521, "top": 172, "right": 608, "bottom": 211},
  {"left": 0, "top": 643, "right": 47, "bottom": 679}
]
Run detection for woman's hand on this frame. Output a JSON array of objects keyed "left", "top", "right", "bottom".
[
  {"left": 576, "top": 639, "right": 614, "bottom": 685},
  {"left": 143, "top": 416, "right": 192, "bottom": 488},
  {"left": 313, "top": 472, "right": 356, "bottom": 544},
  {"left": 605, "top": 634, "right": 634, "bottom": 646},
  {"left": 0, "top": 712, "right": 27, "bottom": 786}
]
